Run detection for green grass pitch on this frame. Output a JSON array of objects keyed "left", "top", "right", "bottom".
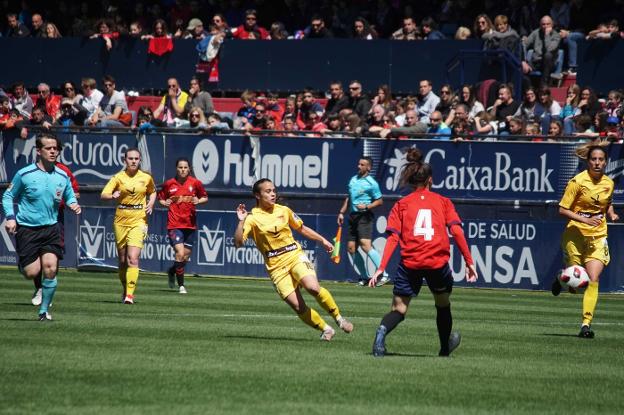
[{"left": 1, "top": 268, "right": 623, "bottom": 414}]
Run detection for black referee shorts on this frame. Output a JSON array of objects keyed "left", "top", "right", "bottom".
[
  {"left": 347, "top": 211, "right": 374, "bottom": 242},
  {"left": 15, "top": 224, "right": 63, "bottom": 270}
]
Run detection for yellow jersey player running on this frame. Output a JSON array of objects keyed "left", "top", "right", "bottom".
[
  {"left": 551, "top": 144, "right": 619, "bottom": 338},
  {"left": 101, "top": 148, "right": 156, "bottom": 304},
  {"left": 234, "top": 178, "right": 354, "bottom": 341}
]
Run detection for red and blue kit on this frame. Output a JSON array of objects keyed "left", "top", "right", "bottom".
[{"left": 158, "top": 177, "right": 207, "bottom": 230}]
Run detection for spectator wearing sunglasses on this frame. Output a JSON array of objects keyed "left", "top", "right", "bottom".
[
  {"left": 154, "top": 78, "right": 189, "bottom": 126},
  {"left": 232, "top": 9, "right": 270, "bottom": 39}
]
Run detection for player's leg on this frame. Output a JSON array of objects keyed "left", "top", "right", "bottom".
[
  {"left": 297, "top": 264, "right": 353, "bottom": 333},
  {"left": 358, "top": 211, "right": 387, "bottom": 285},
  {"left": 347, "top": 216, "right": 369, "bottom": 283},
  {"left": 580, "top": 256, "right": 606, "bottom": 339},
  {"left": 426, "top": 265, "right": 458, "bottom": 356},
  {"left": 15, "top": 225, "right": 43, "bottom": 305},
  {"left": 171, "top": 242, "right": 186, "bottom": 291},
  {"left": 373, "top": 264, "right": 419, "bottom": 356},
  {"left": 124, "top": 245, "right": 142, "bottom": 303},
  {"left": 114, "top": 224, "right": 129, "bottom": 299},
  {"left": 38, "top": 252, "right": 59, "bottom": 320},
  {"left": 553, "top": 229, "right": 581, "bottom": 296}
]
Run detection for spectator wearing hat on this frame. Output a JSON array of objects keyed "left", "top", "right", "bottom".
[
  {"left": 232, "top": 9, "right": 270, "bottom": 39},
  {"left": 185, "top": 18, "right": 209, "bottom": 40}
]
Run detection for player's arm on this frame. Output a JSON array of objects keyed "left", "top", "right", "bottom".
[
  {"left": 369, "top": 231, "right": 399, "bottom": 287},
  {"left": 2, "top": 174, "right": 23, "bottom": 233},
  {"left": 337, "top": 196, "right": 349, "bottom": 225},
  {"left": 62, "top": 177, "right": 81, "bottom": 214},
  {"left": 100, "top": 176, "right": 120, "bottom": 200},
  {"left": 559, "top": 206, "right": 602, "bottom": 227},
  {"left": 157, "top": 185, "right": 171, "bottom": 206},
  {"left": 607, "top": 204, "right": 619, "bottom": 222},
  {"left": 234, "top": 204, "right": 248, "bottom": 248},
  {"left": 145, "top": 178, "right": 157, "bottom": 215},
  {"left": 296, "top": 225, "right": 333, "bottom": 253},
  {"left": 365, "top": 197, "right": 383, "bottom": 211},
  {"left": 449, "top": 223, "right": 478, "bottom": 283}
]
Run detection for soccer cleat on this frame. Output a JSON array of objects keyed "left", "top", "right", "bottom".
[
  {"left": 38, "top": 312, "right": 52, "bottom": 321},
  {"left": 179, "top": 285, "right": 187, "bottom": 294},
  {"left": 578, "top": 325, "right": 595, "bottom": 339},
  {"left": 320, "top": 325, "right": 336, "bottom": 341},
  {"left": 123, "top": 295, "right": 134, "bottom": 305},
  {"left": 357, "top": 279, "right": 369, "bottom": 286},
  {"left": 167, "top": 266, "right": 176, "bottom": 289},
  {"left": 31, "top": 288, "right": 43, "bottom": 306},
  {"left": 337, "top": 317, "right": 353, "bottom": 333},
  {"left": 376, "top": 275, "right": 391, "bottom": 287},
  {"left": 440, "top": 332, "right": 462, "bottom": 356},
  {"left": 551, "top": 278, "right": 562, "bottom": 297},
  {"left": 372, "top": 325, "right": 387, "bottom": 357}
]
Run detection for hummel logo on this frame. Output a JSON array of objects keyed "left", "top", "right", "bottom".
[
  {"left": 197, "top": 219, "right": 224, "bottom": 265},
  {"left": 79, "top": 215, "right": 105, "bottom": 260}
]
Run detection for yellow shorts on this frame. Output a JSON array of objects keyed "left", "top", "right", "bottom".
[
  {"left": 270, "top": 253, "right": 316, "bottom": 300},
  {"left": 561, "top": 228, "right": 610, "bottom": 267},
  {"left": 114, "top": 223, "right": 148, "bottom": 249}
]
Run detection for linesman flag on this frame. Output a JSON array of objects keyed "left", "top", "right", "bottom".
[{"left": 331, "top": 227, "right": 342, "bottom": 264}]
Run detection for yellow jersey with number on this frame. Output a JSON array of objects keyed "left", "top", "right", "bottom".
[
  {"left": 102, "top": 170, "right": 155, "bottom": 227},
  {"left": 559, "top": 170, "right": 613, "bottom": 238},
  {"left": 242, "top": 203, "right": 304, "bottom": 273}
]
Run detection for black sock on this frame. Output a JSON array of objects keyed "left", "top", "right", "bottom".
[
  {"left": 380, "top": 310, "right": 405, "bottom": 334},
  {"left": 174, "top": 261, "right": 185, "bottom": 286},
  {"left": 436, "top": 305, "right": 452, "bottom": 354},
  {"left": 34, "top": 274, "right": 42, "bottom": 290}
]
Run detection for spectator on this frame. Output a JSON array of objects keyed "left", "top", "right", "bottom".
[
  {"left": 269, "top": 22, "right": 288, "bottom": 40},
  {"left": 79, "top": 77, "right": 104, "bottom": 125},
  {"left": 435, "top": 84, "right": 457, "bottom": 124},
  {"left": 525, "top": 122, "right": 542, "bottom": 141},
  {"left": 142, "top": 19, "right": 170, "bottom": 40},
  {"left": 457, "top": 84, "right": 485, "bottom": 121},
  {"left": 302, "top": 112, "right": 327, "bottom": 136},
  {"left": 347, "top": 81, "right": 371, "bottom": 119},
  {"left": 573, "top": 113, "right": 594, "bottom": 137},
  {"left": 561, "top": 83, "right": 582, "bottom": 134},
  {"left": 483, "top": 15, "right": 520, "bottom": 53},
  {"left": 95, "top": 75, "right": 130, "bottom": 127},
  {"left": 44, "top": 22, "right": 62, "bottom": 38},
  {"left": 129, "top": 21, "right": 143, "bottom": 37},
  {"left": 298, "top": 89, "right": 324, "bottom": 126},
  {"left": 352, "top": 17, "right": 377, "bottom": 40},
  {"left": 154, "top": 78, "right": 188, "bottom": 126},
  {"left": 473, "top": 110, "right": 498, "bottom": 138},
  {"left": 17, "top": 106, "right": 53, "bottom": 139},
  {"left": 325, "top": 82, "right": 350, "bottom": 116},
  {"left": 448, "top": 103, "right": 473, "bottom": 132},
  {"left": 343, "top": 113, "right": 365, "bottom": 136},
  {"left": 307, "top": 15, "right": 333, "bottom": 38},
  {"left": 59, "top": 81, "right": 87, "bottom": 124},
  {"left": 10, "top": 82, "right": 33, "bottom": 118},
  {"left": 393, "top": 99, "right": 407, "bottom": 126},
  {"left": 282, "top": 114, "right": 298, "bottom": 136},
  {"left": 515, "top": 87, "right": 544, "bottom": 123},
  {"left": 427, "top": 110, "right": 452, "bottom": 140},
  {"left": 473, "top": 14, "right": 494, "bottom": 39},
  {"left": 548, "top": 119, "right": 564, "bottom": 140},
  {"left": 0, "top": 96, "right": 11, "bottom": 129},
  {"left": 587, "top": 20, "right": 621, "bottom": 40},
  {"left": 35, "top": 83, "right": 61, "bottom": 121},
  {"left": 522, "top": 15, "right": 561, "bottom": 86},
  {"left": 379, "top": 110, "right": 427, "bottom": 139},
  {"left": 577, "top": 87, "right": 602, "bottom": 119},
  {"left": 319, "top": 113, "right": 344, "bottom": 137},
  {"left": 416, "top": 79, "right": 440, "bottom": 124},
  {"left": 264, "top": 115, "right": 280, "bottom": 132},
  {"left": 371, "top": 84, "right": 394, "bottom": 112},
  {"left": 184, "top": 18, "right": 209, "bottom": 40},
  {"left": 508, "top": 116, "right": 526, "bottom": 139},
  {"left": 186, "top": 76, "right": 214, "bottom": 116},
  {"left": 391, "top": 16, "right": 420, "bottom": 40},
  {"left": 249, "top": 102, "right": 267, "bottom": 129},
  {"left": 455, "top": 26, "right": 471, "bottom": 40},
  {"left": 266, "top": 93, "right": 284, "bottom": 121},
  {"left": 489, "top": 84, "right": 520, "bottom": 133},
  {"left": 31, "top": 13, "right": 45, "bottom": 37},
  {"left": 606, "top": 90, "right": 623, "bottom": 120},
  {"left": 90, "top": 19, "right": 119, "bottom": 51},
  {"left": 56, "top": 98, "right": 84, "bottom": 127},
  {"left": 282, "top": 96, "right": 297, "bottom": 122},
  {"left": 137, "top": 105, "right": 165, "bottom": 128},
  {"left": 537, "top": 86, "right": 562, "bottom": 133},
  {"left": 212, "top": 14, "right": 231, "bottom": 37},
  {"left": 207, "top": 113, "right": 230, "bottom": 132},
  {"left": 421, "top": 17, "right": 445, "bottom": 40},
  {"left": 187, "top": 107, "right": 208, "bottom": 129},
  {"left": 5, "top": 13, "right": 30, "bottom": 37},
  {"left": 232, "top": 9, "right": 270, "bottom": 39},
  {"left": 367, "top": 104, "right": 388, "bottom": 134}
]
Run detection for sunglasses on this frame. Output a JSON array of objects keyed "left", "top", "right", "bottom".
[
  {"left": 190, "top": 113, "right": 200, "bottom": 117},
  {"left": 430, "top": 118, "right": 442, "bottom": 122},
  {"left": 65, "top": 86, "right": 74, "bottom": 91},
  {"left": 441, "top": 90, "right": 450, "bottom": 94},
  {"left": 38, "top": 90, "right": 48, "bottom": 94},
  {"left": 349, "top": 87, "right": 360, "bottom": 90},
  {"left": 168, "top": 85, "right": 177, "bottom": 88}
]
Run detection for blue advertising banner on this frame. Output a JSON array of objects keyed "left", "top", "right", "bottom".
[{"left": 1, "top": 205, "right": 622, "bottom": 292}]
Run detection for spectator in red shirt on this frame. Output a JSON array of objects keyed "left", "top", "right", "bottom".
[
  {"left": 158, "top": 158, "right": 208, "bottom": 294},
  {"left": 369, "top": 148, "right": 478, "bottom": 358},
  {"left": 266, "top": 93, "right": 284, "bottom": 121},
  {"left": 35, "top": 83, "right": 61, "bottom": 121},
  {"left": 232, "top": 9, "right": 270, "bottom": 39},
  {"left": 90, "top": 19, "right": 119, "bottom": 51}
]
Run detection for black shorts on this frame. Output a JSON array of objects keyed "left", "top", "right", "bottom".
[
  {"left": 15, "top": 224, "right": 63, "bottom": 270},
  {"left": 392, "top": 262, "right": 454, "bottom": 298},
  {"left": 348, "top": 211, "right": 374, "bottom": 242}
]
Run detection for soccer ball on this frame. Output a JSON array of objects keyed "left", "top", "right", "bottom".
[{"left": 558, "top": 265, "right": 590, "bottom": 291}]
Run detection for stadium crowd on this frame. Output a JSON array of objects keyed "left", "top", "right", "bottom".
[{"left": 1, "top": 0, "right": 624, "bottom": 141}]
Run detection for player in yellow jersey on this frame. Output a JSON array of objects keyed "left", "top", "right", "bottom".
[
  {"left": 101, "top": 148, "right": 156, "bottom": 304},
  {"left": 552, "top": 144, "right": 619, "bottom": 338},
  {"left": 234, "top": 178, "right": 354, "bottom": 341}
]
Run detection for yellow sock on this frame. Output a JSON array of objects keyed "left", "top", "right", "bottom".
[
  {"left": 315, "top": 287, "right": 340, "bottom": 320},
  {"left": 118, "top": 267, "right": 127, "bottom": 290},
  {"left": 126, "top": 267, "right": 140, "bottom": 297},
  {"left": 582, "top": 281, "right": 599, "bottom": 326},
  {"left": 297, "top": 307, "right": 327, "bottom": 331}
]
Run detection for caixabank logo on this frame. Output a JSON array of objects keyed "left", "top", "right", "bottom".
[
  {"left": 197, "top": 220, "right": 225, "bottom": 266},
  {"left": 79, "top": 216, "right": 106, "bottom": 261}
]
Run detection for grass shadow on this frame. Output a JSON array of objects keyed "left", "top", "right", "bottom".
[
  {"left": 541, "top": 333, "right": 579, "bottom": 338},
  {"left": 370, "top": 352, "right": 431, "bottom": 358},
  {"left": 223, "top": 334, "right": 309, "bottom": 343}
]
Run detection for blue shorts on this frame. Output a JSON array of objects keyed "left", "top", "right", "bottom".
[
  {"left": 392, "top": 262, "right": 454, "bottom": 298},
  {"left": 168, "top": 229, "right": 195, "bottom": 248}
]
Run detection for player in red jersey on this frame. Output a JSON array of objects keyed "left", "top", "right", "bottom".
[
  {"left": 368, "top": 148, "right": 478, "bottom": 357},
  {"left": 158, "top": 158, "right": 208, "bottom": 293},
  {"left": 29, "top": 161, "right": 80, "bottom": 307}
]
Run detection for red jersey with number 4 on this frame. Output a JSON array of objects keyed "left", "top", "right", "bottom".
[
  {"left": 158, "top": 177, "right": 207, "bottom": 229},
  {"left": 386, "top": 188, "right": 461, "bottom": 269}
]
